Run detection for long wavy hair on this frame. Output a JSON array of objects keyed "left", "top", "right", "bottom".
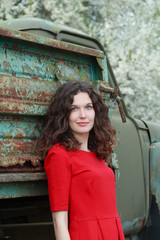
[{"left": 38, "top": 81, "right": 116, "bottom": 163}]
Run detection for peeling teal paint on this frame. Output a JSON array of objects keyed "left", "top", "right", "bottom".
[
  {"left": 0, "top": 181, "right": 48, "bottom": 199},
  {"left": 0, "top": 36, "right": 103, "bottom": 117},
  {"left": 0, "top": 37, "right": 102, "bottom": 82},
  {"left": 122, "top": 216, "right": 145, "bottom": 235},
  {"left": 151, "top": 136, "right": 160, "bottom": 142},
  {"left": 0, "top": 118, "right": 41, "bottom": 139}
]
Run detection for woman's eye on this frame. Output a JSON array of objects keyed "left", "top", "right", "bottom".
[
  {"left": 86, "top": 105, "right": 92, "bottom": 110},
  {"left": 71, "top": 107, "right": 78, "bottom": 111}
]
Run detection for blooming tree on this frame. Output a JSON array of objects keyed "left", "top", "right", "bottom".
[{"left": 0, "top": 0, "right": 160, "bottom": 121}]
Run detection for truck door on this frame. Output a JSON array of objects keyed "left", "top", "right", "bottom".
[{"left": 107, "top": 62, "right": 150, "bottom": 236}]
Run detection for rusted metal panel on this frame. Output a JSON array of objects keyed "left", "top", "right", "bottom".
[
  {"left": 0, "top": 26, "right": 103, "bottom": 58},
  {"left": 0, "top": 173, "right": 46, "bottom": 182},
  {"left": 0, "top": 35, "right": 102, "bottom": 116},
  {"left": 0, "top": 181, "right": 48, "bottom": 199},
  {"left": 0, "top": 115, "right": 41, "bottom": 139},
  {"left": 0, "top": 139, "right": 42, "bottom": 172},
  {"left": 0, "top": 99, "right": 47, "bottom": 116}
]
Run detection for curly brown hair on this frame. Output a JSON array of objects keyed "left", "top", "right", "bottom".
[{"left": 38, "top": 81, "right": 116, "bottom": 163}]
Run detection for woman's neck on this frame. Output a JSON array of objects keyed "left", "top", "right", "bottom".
[
  {"left": 80, "top": 142, "right": 90, "bottom": 152},
  {"left": 74, "top": 133, "right": 90, "bottom": 152}
]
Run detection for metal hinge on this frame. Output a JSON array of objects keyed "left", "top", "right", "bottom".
[{"left": 99, "top": 83, "right": 126, "bottom": 123}]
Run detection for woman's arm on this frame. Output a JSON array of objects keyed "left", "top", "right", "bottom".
[{"left": 52, "top": 211, "right": 70, "bottom": 240}]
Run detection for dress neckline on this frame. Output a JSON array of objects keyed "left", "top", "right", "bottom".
[{"left": 78, "top": 149, "right": 94, "bottom": 154}]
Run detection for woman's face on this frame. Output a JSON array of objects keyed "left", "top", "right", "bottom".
[{"left": 69, "top": 92, "right": 95, "bottom": 138}]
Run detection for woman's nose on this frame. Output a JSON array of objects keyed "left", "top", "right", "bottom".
[{"left": 79, "top": 109, "right": 86, "bottom": 118}]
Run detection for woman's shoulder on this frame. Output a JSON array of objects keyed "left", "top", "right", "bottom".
[
  {"left": 45, "top": 144, "right": 70, "bottom": 167},
  {"left": 44, "top": 144, "right": 71, "bottom": 175},
  {"left": 47, "top": 144, "right": 69, "bottom": 157}
]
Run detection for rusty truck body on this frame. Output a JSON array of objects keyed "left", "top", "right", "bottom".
[{"left": 0, "top": 18, "right": 160, "bottom": 240}]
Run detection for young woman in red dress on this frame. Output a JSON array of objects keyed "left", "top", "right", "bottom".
[{"left": 39, "top": 81, "right": 125, "bottom": 240}]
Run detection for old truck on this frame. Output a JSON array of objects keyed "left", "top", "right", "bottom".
[{"left": 0, "top": 17, "right": 160, "bottom": 240}]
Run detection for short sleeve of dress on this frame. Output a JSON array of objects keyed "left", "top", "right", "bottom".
[{"left": 44, "top": 145, "right": 71, "bottom": 212}]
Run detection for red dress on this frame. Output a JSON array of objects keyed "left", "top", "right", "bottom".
[{"left": 44, "top": 144, "right": 125, "bottom": 240}]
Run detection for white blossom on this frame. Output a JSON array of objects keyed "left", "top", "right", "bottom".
[{"left": 0, "top": 0, "right": 159, "bottom": 122}]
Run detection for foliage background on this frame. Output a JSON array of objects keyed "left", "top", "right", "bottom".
[{"left": 0, "top": 0, "right": 160, "bottom": 122}]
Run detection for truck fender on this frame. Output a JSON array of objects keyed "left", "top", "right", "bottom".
[{"left": 142, "top": 120, "right": 160, "bottom": 211}]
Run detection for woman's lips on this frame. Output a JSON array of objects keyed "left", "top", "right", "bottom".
[{"left": 77, "top": 122, "right": 89, "bottom": 126}]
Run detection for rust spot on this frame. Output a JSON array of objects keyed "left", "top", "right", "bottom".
[
  {"left": 0, "top": 29, "right": 12, "bottom": 38},
  {"left": 12, "top": 72, "right": 16, "bottom": 77},
  {"left": 3, "top": 42, "right": 9, "bottom": 48},
  {"left": 0, "top": 165, "right": 43, "bottom": 173},
  {"left": 0, "top": 155, "right": 43, "bottom": 173},
  {"left": 3, "top": 61, "right": 10, "bottom": 70},
  {"left": 31, "top": 76, "right": 39, "bottom": 81},
  {"left": 0, "top": 138, "right": 43, "bottom": 173},
  {"left": 34, "top": 123, "right": 41, "bottom": 132},
  {"left": 139, "top": 216, "right": 145, "bottom": 229}
]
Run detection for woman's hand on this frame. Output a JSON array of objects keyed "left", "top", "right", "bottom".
[{"left": 52, "top": 211, "right": 70, "bottom": 240}]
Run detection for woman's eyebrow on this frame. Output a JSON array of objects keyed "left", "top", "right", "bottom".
[{"left": 71, "top": 102, "right": 92, "bottom": 106}]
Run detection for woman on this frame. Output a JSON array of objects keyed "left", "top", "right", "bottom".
[{"left": 39, "top": 81, "right": 125, "bottom": 240}]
